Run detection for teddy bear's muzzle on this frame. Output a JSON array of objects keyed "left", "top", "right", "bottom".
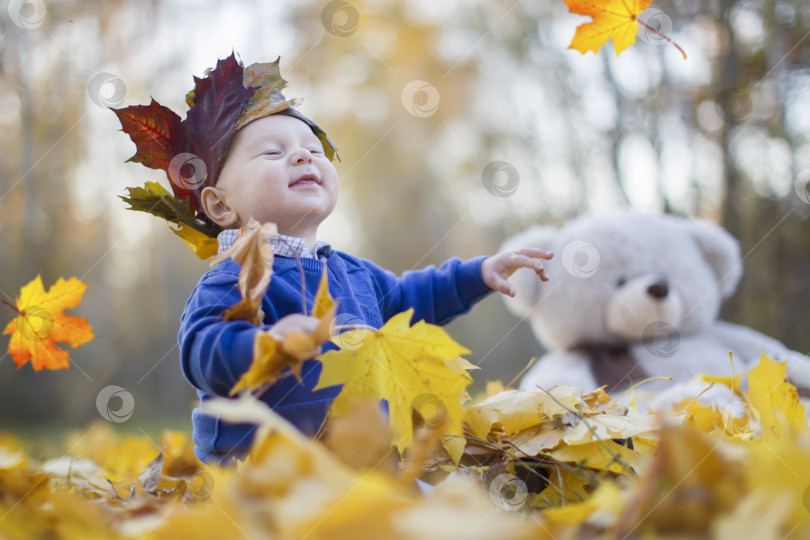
[{"left": 604, "top": 275, "right": 684, "bottom": 341}]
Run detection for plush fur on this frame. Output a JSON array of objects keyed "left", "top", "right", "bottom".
[{"left": 500, "top": 213, "right": 810, "bottom": 402}]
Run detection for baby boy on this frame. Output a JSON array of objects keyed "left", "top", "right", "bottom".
[{"left": 115, "top": 54, "right": 551, "bottom": 465}]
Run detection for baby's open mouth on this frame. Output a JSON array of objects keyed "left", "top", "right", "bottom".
[
  {"left": 290, "top": 173, "right": 321, "bottom": 187},
  {"left": 290, "top": 173, "right": 320, "bottom": 187}
]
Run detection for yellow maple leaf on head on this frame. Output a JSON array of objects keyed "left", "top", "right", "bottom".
[
  {"left": 314, "top": 309, "right": 473, "bottom": 456},
  {"left": 3, "top": 276, "right": 94, "bottom": 371}
]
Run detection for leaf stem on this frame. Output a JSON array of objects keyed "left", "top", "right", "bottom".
[
  {"left": 636, "top": 19, "right": 687, "bottom": 59},
  {"left": 1, "top": 299, "right": 19, "bottom": 313},
  {"left": 506, "top": 357, "right": 538, "bottom": 390}
]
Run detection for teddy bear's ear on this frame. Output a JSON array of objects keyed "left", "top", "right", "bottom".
[
  {"left": 499, "top": 225, "right": 557, "bottom": 316},
  {"left": 688, "top": 219, "right": 742, "bottom": 299}
]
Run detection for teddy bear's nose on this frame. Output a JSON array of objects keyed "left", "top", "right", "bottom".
[{"left": 647, "top": 280, "right": 669, "bottom": 299}]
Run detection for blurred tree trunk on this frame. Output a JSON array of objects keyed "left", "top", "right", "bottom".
[{"left": 718, "top": 0, "right": 743, "bottom": 239}]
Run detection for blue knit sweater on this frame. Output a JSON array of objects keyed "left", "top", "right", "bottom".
[{"left": 178, "top": 249, "right": 493, "bottom": 464}]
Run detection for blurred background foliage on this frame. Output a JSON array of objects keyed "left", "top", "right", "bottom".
[{"left": 0, "top": 0, "right": 808, "bottom": 432}]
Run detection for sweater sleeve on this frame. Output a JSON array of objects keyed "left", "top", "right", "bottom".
[
  {"left": 361, "top": 256, "right": 493, "bottom": 325},
  {"left": 178, "top": 269, "right": 265, "bottom": 397}
]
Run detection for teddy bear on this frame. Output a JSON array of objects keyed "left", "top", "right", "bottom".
[{"left": 499, "top": 212, "right": 810, "bottom": 400}]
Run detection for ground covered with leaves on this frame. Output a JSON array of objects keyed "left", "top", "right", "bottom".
[{"left": 2, "top": 353, "right": 810, "bottom": 539}]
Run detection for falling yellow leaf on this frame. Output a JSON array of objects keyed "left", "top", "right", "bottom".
[
  {"left": 565, "top": 0, "right": 686, "bottom": 58},
  {"left": 565, "top": 0, "right": 652, "bottom": 56},
  {"left": 315, "top": 309, "right": 473, "bottom": 455}
]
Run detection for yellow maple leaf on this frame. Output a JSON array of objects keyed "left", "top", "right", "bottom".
[
  {"left": 230, "top": 270, "right": 336, "bottom": 395},
  {"left": 624, "top": 421, "right": 745, "bottom": 534},
  {"left": 745, "top": 353, "right": 807, "bottom": 438},
  {"left": 3, "top": 276, "right": 94, "bottom": 371},
  {"left": 566, "top": 0, "right": 651, "bottom": 56},
  {"left": 543, "top": 480, "right": 625, "bottom": 527},
  {"left": 464, "top": 387, "right": 582, "bottom": 441},
  {"left": 167, "top": 221, "right": 219, "bottom": 260},
  {"left": 566, "top": 0, "right": 687, "bottom": 58},
  {"left": 547, "top": 439, "right": 653, "bottom": 474},
  {"left": 314, "top": 309, "right": 473, "bottom": 454},
  {"left": 210, "top": 218, "right": 278, "bottom": 325},
  {"left": 743, "top": 434, "right": 810, "bottom": 532}
]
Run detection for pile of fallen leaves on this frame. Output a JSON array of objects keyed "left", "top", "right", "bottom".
[{"left": 3, "top": 346, "right": 810, "bottom": 539}]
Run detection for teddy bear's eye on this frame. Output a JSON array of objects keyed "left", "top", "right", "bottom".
[{"left": 616, "top": 276, "right": 627, "bottom": 288}]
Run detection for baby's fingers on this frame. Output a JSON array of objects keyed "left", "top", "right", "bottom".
[
  {"left": 270, "top": 314, "right": 321, "bottom": 339},
  {"left": 508, "top": 252, "right": 551, "bottom": 281},
  {"left": 516, "top": 247, "right": 553, "bottom": 260},
  {"left": 490, "top": 274, "right": 517, "bottom": 297}
]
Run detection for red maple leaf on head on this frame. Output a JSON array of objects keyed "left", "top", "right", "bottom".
[{"left": 112, "top": 52, "right": 255, "bottom": 218}]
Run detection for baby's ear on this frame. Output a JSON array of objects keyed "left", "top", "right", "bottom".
[
  {"left": 499, "top": 225, "right": 557, "bottom": 317},
  {"left": 201, "top": 186, "right": 238, "bottom": 228},
  {"left": 688, "top": 219, "right": 742, "bottom": 299}
]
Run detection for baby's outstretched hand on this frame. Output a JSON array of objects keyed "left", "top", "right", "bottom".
[
  {"left": 268, "top": 314, "right": 321, "bottom": 341},
  {"left": 481, "top": 248, "right": 553, "bottom": 297}
]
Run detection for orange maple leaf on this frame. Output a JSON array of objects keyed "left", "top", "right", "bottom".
[{"left": 3, "top": 276, "right": 95, "bottom": 371}]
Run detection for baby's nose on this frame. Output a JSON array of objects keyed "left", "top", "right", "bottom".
[{"left": 293, "top": 149, "right": 313, "bottom": 164}]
